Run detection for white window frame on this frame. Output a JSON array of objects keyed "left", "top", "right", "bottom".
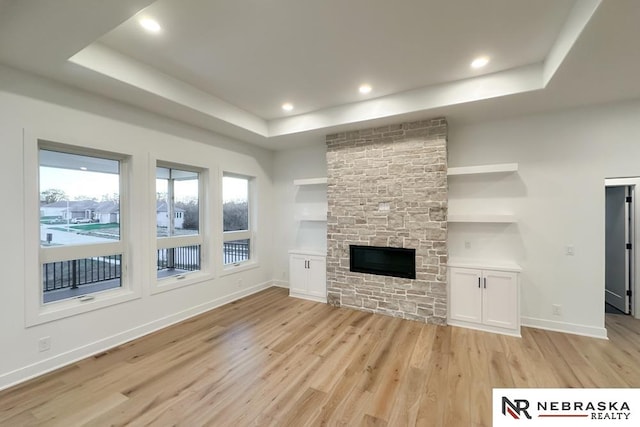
[
  {"left": 152, "top": 160, "right": 211, "bottom": 294},
  {"left": 24, "top": 132, "right": 139, "bottom": 326},
  {"left": 221, "top": 172, "right": 257, "bottom": 273}
]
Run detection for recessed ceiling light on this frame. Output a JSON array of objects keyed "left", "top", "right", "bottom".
[
  {"left": 471, "top": 56, "right": 490, "bottom": 69},
  {"left": 139, "top": 18, "right": 161, "bottom": 33},
  {"left": 80, "top": 167, "right": 88, "bottom": 171},
  {"left": 359, "top": 84, "right": 372, "bottom": 94},
  {"left": 282, "top": 103, "right": 294, "bottom": 112}
]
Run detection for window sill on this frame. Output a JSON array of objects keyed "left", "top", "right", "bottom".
[
  {"left": 151, "top": 271, "right": 214, "bottom": 295},
  {"left": 27, "top": 287, "right": 140, "bottom": 327},
  {"left": 219, "top": 260, "right": 259, "bottom": 277}
]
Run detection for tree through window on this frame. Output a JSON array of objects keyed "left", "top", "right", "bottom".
[{"left": 223, "top": 174, "right": 252, "bottom": 265}]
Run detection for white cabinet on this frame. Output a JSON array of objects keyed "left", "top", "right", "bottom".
[
  {"left": 289, "top": 178, "right": 327, "bottom": 299},
  {"left": 448, "top": 261, "right": 521, "bottom": 336},
  {"left": 289, "top": 250, "right": 326, "bottom": 303}
]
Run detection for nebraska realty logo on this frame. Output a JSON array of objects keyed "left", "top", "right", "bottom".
[{"left": 493, "top": 389, "right": 640, "bottom": 426}]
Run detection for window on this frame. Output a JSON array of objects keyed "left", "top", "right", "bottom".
[
  {"left": 223, "top": 174, "right": 253, "bottom": 265},
  {"left": 39, "top": 147, "right": 124, "bottom": 304},
  {"left": 156, "top": 165, "right": 202, "bottom": 280}
]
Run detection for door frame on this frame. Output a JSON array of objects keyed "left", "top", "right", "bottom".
[{"left": 605, "top": 177, "right": 640, "bottom": 318}]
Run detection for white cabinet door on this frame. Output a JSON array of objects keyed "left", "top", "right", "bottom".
[
  {"left": 482, "top": 270, "right": 518, "bottom": 330},
  {"left": 289, "top": 254, "right": 308, "bottom": 294},
  {"left": 306, "top": 255, "right": 327, "bottom": 299},
  {"left": 449, "top": 267, "right": 482, "bottom": 324},
  {"left": 448, "top": 265, "right": 520, "bottom": 335},
  {"left": 289, "top": 252, "right": 327, "bottom": 303}
]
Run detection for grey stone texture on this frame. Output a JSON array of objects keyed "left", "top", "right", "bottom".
[{"left": 326, "top": 117, "right": 448, "bottom": 325}]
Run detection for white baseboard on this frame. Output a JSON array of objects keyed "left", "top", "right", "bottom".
[
  {"left": 288, "top": 291, "right": 327, "bottom": 304},
  {"left": 271, "top": 280, "right": 289, "bottom": 289},
  {"left": 521, "top": 316, "right": 608, "bottom": 340},
  {"left": 447, "top": 319, "right": 521, "bottom": 338},
  {"left": 0, "top": 281, "right": 276, "bottom": 391}
]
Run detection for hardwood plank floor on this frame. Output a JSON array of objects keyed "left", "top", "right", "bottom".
[{"left": 1, "top": 287, "right": 639, "bottom": 426}]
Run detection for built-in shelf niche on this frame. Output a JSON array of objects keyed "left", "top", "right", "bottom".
[
  {"left": 447, "top": 163, "right": 518, "bottom": 176},
  {"left": 293, "top": 177, "right": 328, "bottom": 222},
  {"left": 447, "top": 163, "right": 518, "bottom": 223}
]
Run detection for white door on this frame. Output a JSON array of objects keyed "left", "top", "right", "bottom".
[
  {"left": 306, "top": 255, "right": 327, "bottom": 299},
  {"left": 289, "top": 254, "right": 308, "bottom": 294},
  {"left": 449, "top": 268, "right": 482, "bottom": 324},
  {"left": 482, "top": 271, "right": 518, "bottom": 329}
]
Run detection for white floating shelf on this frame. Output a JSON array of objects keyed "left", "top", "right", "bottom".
[
  {"left": 448, "top": 214, "right": 516, "bottom": 223},
  {"left": 293, "top": 177, "right": 328, "bottom": 186},
  {"left": 289, "top": 249, "right": 327, "bottom": 257},
  {"left": 447, "top": 163, "right": 518, "bottom": 176},
  {"left": 295, "top": 214, "right": 327, "bottom": 222}
]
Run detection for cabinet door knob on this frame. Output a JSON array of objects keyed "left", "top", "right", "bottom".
[
  {"left": 484, "top": 277, "right": 487, "bottom": 288},
  {"left": 478, "top": 277, "right": 481, "bottom": 288}
]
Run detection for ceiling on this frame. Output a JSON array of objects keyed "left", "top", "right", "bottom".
[{"left": 0, "top": 0, "right": 639, "bottom": 150}]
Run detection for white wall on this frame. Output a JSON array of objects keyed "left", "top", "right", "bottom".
[
  {"left": 0, "top": 65, "right": 274, "bottom": 390},
  {"left": 272, "top": 145, "right": 327, "bottom": 286},
  {"left": 448, "top": 99, "right": 640, "bottom": 338}
]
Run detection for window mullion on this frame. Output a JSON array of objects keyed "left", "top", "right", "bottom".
[
  {"left": 157, "top": 235, "right": 202, "bottom": 249},
  {"left": 223, "top": 230, "right": 251, "bottom": 242},
  {"left": 40, "top": 241, "right": 124, "bottom": 264}
]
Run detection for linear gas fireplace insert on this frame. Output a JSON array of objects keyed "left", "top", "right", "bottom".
[{"left": 349, "top": 245, "right": 416, "bottom": 279}]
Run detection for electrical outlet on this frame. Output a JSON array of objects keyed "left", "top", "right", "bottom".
[
  {"left": 552, "top": 304, "right": 562, "bottom": 316},
  {"left": 464, "top": 241, "right": 471, "bottom": 249},
  {"left": 38, "top": 336, "right": 51, "bottom": 352},
  {"left": 565, "top": 245, "right": 575, "bottom": 256}
]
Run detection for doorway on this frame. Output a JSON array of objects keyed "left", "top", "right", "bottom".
[
  {"left": 605, "top": 177, "right": 640, "bottom": 318},
  {"left": 605, "top": 186, "right": 632, "bottom": 314}
]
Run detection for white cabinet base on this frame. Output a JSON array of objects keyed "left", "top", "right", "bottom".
[
  {"left": 289, "top": 250, "right": 327, "bottom": 303},
  {"left": 448, "top": 260, "right": 521, "bottom": 337}
]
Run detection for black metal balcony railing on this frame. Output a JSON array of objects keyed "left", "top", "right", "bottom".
[
  {"left": 43, "top": 255, "right": 122, "bottom": 292},
  {"left": 157, "top": 245, "right": 201, "bottom": 272},
  {"left": 223, "top": 240, "right": 250, "bottom": 264},
  {"left": 43, "top": 242, "right": 250, "bottom": 293}
]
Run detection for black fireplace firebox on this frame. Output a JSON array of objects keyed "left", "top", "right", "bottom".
[{"left": 349, "top": 245, "right": 416, "bottom": 279}]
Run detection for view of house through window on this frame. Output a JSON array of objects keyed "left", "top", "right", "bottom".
[
  {"left": 223, "top": 174, "right": 251, "bottom": 264},
  {"left": 39, "top": 148, "right": 123, "bottom": 303},
  {"left": 156, "top": 166, "right": 201, "bottom": 279}
]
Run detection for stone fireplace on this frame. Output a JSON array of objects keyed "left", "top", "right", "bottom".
[{"left": 326, "top": 118, "right": 448, "bottom": 324}]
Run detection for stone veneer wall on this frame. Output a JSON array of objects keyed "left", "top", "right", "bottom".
[{"left": 326, "top": 118, "right": 448, "bottom": 324}]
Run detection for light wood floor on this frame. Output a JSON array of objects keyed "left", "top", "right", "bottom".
[{"left": 1, "top": 287, "right": 639, "bottom": 426}]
